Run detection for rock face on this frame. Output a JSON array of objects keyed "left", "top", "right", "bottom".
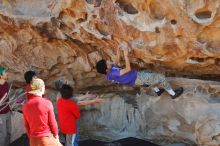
[
  {"left": 1, "top": 0, "right": 220, "bottom": 146},
  {"left": 79, "top": 78, "right": 220, "bottom": 146},
  {"left": 0, "top": 0, "right": 220, "bottom": 88},
  {"left": 10, "top": 78, "right": 220, "bottom": 146}
]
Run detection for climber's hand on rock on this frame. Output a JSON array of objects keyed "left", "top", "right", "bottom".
[{"left": 119, "top": 41, "right": 128, "bottom": 51}]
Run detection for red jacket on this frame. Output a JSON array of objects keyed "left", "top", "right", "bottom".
[
  {"left": 57, "top": 98, "right": 80, "bottom": 134},
  {"left": 22, "top": 95, "right": 58, "bottom": 138},
  {"left": 25, "top": 84, "right": 32, "bottom": 100}
]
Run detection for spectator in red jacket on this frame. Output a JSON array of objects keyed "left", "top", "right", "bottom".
[
  {"left": 57, "top": 84, "right": 80, "bottom": 146},
  {"left": 22, "top": 78, "right": 62, "bottom": 146}
]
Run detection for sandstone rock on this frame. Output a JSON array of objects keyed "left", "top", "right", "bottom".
[
  {"left": 0, "top": 0, "right": 220, "bottom": 88},
  {"left": 79, "top": 78, "right": 220, "bottom": 145},
  {"left": 1, "top": 1, "right": 220, "bottom": 145}
]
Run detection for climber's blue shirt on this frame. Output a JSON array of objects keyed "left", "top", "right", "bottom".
[{"left": 105, "top": 65, "right": 137, "bottom": 86}]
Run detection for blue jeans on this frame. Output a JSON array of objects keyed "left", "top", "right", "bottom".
[{"left": 65, "top": 133, "right": 79, "bottom": 146}]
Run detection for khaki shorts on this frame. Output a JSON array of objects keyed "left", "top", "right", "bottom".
[{"left": 30, "top": 135, "right": 63, "bottom": 146}]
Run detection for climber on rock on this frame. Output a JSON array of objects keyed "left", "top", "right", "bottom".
[{"left": 96, "top": 42, "right": 183, "bottom": 99}]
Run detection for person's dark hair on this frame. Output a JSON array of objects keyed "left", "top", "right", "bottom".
[
  {"left": 24, "top": 71, "right": 36, "bottom": 84},
  {"left": 96, "top": 59, "right": 107, "bottom": 74},
  {"left": 60, "top": 84, "right": 73, "bottom": 99},
  {"left": 55, "top": 79, "right": 66, "bottom": 90}
]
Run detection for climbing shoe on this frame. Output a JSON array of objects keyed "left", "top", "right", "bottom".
[
  {"left": 170, "top": 87, "right": 184, "bottom": 99},
  {"left": 156, "top": 88, "right": 165, "bottom": 96}
]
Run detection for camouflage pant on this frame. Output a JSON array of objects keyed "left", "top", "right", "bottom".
[{"left": 135, "top": 70, "right": 172, "bottom": 90}]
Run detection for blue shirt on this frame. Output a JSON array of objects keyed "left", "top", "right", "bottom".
[{"left": 106, "top": 66, "right": 137, "bottom": 86}]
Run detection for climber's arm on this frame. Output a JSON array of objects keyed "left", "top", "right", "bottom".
[
  {"left": 115, "top": 47, "right": 121, "bottom": 67},
  {"left": 119, "top": 49, "right": 131, "bottom": 76}
]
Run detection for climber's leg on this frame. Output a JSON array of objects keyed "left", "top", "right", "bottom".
[{"left": 135, "top": 71, "right": 183, "bottom": 98}]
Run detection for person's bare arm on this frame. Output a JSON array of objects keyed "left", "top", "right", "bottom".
[
  {"left": 115, "top": 47, "right": 121, "bottom": 67},
  {"left": 77, "top": 98, "right": 104, "bottom": 106},
  {"left": 119, "top": 49, "right": 131, "bottom": 75}
]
